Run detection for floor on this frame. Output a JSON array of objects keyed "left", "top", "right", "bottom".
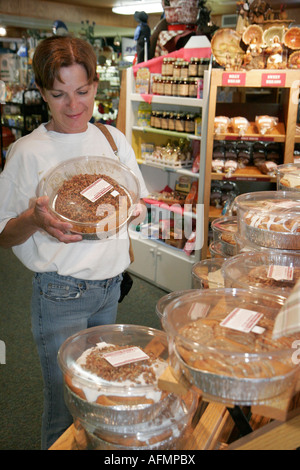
[{"left": 0, "top": 247, "right": 167, "bottom": 450}]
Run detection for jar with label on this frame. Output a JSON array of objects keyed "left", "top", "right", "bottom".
[
  {"left": 168, "top": 112, "right": 175, "bottom": 131},
  {"left": 173, "top": 60, "right": 182, "bottom": 79},
  {"left": 162, "top": 57, "right": 168, "bottom": 76},
  {"left": 175, "top": 113, "right": 185, "bottom": 133},
  {"left": 166, "top": 57, "right": 175, "bottom": 76},
  {"left": 154, "top": 111, "right": 162, "bottom": 128},
  {"left": 188, "top": 58, "right": 200, "bottom": 77},
  {"left": 164, "top": 76, "right": 173, "bottom": 96},
  {"left": 150, "top": 111, "right": 156, "bottom": 128},
  {"left": 198, "top": 58, "right": 209, "bottom": 76},
  {"left": 189, "top": 77, "right": 198, "bottom": 98},
  {"left": 161, "top": 112, "right": 169, "bottom": 130},
  {"left": 152, "top": 76, "right": 158, "bottom": 95},
  {"left": 185, "top": 114, "right": 195, "bottom": 134},
  {"left": 156, "top": 76, "right": 164, "bottom": 95},
  {"left": 172, "top": 78, "right": 179, "bottom": 97},
  {"left": 180, "top": 61, "right": 189, "bottom": 79},
  {"left": 178, "top": 77, "right": 189, "bottom": 97}
]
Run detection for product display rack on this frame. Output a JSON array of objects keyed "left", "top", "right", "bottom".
[
  {"left": 202, "top": 68, "right": 300, "bottom": 259},
  {"left": 0, "top": 88, "right": 48, "bottom": 168},
  {"left": 125, "top": 64, "right": 211, "bottom": 292}
]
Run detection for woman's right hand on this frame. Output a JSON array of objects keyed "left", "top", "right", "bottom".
[{"left": 33, "top": 196, "right": 82, "bottom": 243}]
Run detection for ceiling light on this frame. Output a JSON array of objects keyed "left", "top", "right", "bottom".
[
  {"left": 0, "top": 26, "right": 7, "bottom": 36},
  {"left": 112, "top": 1, "right": 163, "bottom": 15}
]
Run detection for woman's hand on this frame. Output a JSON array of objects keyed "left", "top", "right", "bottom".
[
  {"left": 130, "top": 200, "right": 147, "bottom": 226},
  {"left": 33, "top": 196, "right": 82, "bottom": 243},
  {"left": 0, "top": 196, "right": 82, "bottom": 248}
]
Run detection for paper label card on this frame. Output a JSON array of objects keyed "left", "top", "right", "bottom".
[
  {"left": 267, "top": 265, "right": 294, "bottom": 281},
  {"left": 81, "top": 178, "right": 113, "bottom": 203},
  {"left": 103, "top": 347, "right": 149, "bottom": 367},
  {"left": 220, "top": 308, "right": 263, "bottom": 333}
]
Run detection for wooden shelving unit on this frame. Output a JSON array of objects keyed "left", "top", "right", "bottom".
[{"left": 202, "top": 68, "right": 300, "bottom": 258}]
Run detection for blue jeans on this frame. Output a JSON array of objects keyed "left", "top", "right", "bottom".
[{"left": 31, "top": 271, "right": 122, "bottom": 450}]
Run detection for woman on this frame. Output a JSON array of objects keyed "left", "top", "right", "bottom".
[{"left": 0, "top": 36, "right": 148, "bottom": 449}]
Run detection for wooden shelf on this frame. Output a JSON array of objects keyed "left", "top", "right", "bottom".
[
  {"left": 130, "top": 92, "right": 203, "bottom": 108},
  {"left": 213, "top": 122, "right": 286, "bottom": 142},
  {"left": 211, "top": 166, "right": 277, "bottom": 182},
  {"left": 132, "top": 125, "right": 202, "bottom": 141},
  {"left": 201, "top": 68, "right": 300, "bottom": 259}
]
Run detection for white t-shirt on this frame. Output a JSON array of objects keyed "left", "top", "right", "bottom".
[{"left": 0, "top": 123, "right": 148, "bottom": 280}]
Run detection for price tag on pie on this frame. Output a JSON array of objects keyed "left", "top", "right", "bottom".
[
  {"left": 267, "top": 265, "right": 294, "bottom": 281},
  {"left": 220, "top": 308, "right": 263, "bottom": 333},
  {"left": 102, "top": 347, "right": 149, "bottom": 367},
  {"left": 80, "top": 178, "right": 113, "bottom": 203}
]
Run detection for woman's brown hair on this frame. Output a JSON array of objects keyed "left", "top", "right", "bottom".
[{"left": 32, "top": 36, "right": 98, "bottom": 90}]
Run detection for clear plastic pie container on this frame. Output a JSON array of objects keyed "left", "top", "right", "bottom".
[
  {"left": 58, "top": 324, "right": 170, "bottom": 426},
  {"left": 277, "top": 163, "right": 300, "bottom": 191},
  {"left": 222, "top": 251, "right": 300, "bottom": 301},
  {"left": 162, "top": 288, "right": 300, "bottom": 405},
  {"left": 235, "top": 191, "right": 300, "bottom": 250},
  {"left": 209, "top": 241, "right": 232, "bottom": 258},
  {"left": 211, "top": 216, "right": 237, "bottom": 256},
  {"left": 235, "top": 233, "right": 300, "bottom": 256},
  {"left": 192, "top": 258, "right": 225, "bottom": 289},
  {"left": 156, "top": 289, "right": 196, "bottom": 323},
  {"left": 43, "top": 156, "right": 141, "bottom": 240},
  {"left": 72, "top": 390, "right": 197, "bottom": 450}
]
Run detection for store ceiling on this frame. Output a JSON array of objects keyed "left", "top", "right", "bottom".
[
  {"left": 47, "top": 0, "right": 300, "bottom": 15},
  {"left": 47, "top": 0, "right": 299, "bottom": 14},
  {"left": 1, "top": 0, "right": 299, "bottom": 39}
]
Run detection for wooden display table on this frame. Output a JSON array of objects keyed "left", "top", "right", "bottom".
[{"left": 49, "top": 367, "right": 300, "bottom": 451}]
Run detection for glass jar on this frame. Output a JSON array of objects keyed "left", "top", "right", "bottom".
[
  {"left": 154, "top": 111, "right": 162, "bottom": 128},
  {"left": 180, "top": 61, "right": 189, "bottom": 79},
  {"left": 168, "top": 112, "right": 175, "bottom": 131},
  {"left": 150, "top": 110, "right": 156, "bottom": 128},
  {"left": 156, "top": 76, "right": 164, "bottom": 95},
  {"left": 188, "top": 58, "right": 200, "bottom": 77},
  {"left": 178, "top": 77, "right": 189, "bottom": 97},
  {"left": 164, "top": 76, "right": 173, "bottom": 96},
  {"left": 152, "top": 76, "right": 158, "bottom": 95},
  {"left": 166, "top": 57, "right": 175, "bottom": 76},
  {"left": 162, "top": 57, "right": 168, "bottom": 76},
  {"left": 172, "top": 78, "right": 179, "bottom": 96},
  {"left": 189, "top": 77, "right": 198, "bottom": 98},
  {"left": 175, "top": 113, "right": 185, "bottom": 133},
  {"left": 185, "top": 114, "right": 195, "bottom": 134},
  {"left": 173, "top": 60, "right": 182, "bottom": 79},
  {"left": 161, "top": 112, "right": 169, "bottom": 130}
]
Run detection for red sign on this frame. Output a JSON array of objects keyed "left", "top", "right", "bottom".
[
  {"left": 261, "top": 73, "right": 286, "bottom": 87},
  {"left": 222, "top": 72, "right": 246, "bottom": 86}
]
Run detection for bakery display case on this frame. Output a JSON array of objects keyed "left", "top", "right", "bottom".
[{"left": 202, "top": 68, "right": 300, "bottom": 258}]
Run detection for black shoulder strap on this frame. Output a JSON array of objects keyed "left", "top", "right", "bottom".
[{"left": 94, "top": 122, "right": 119, "bottom": 160}]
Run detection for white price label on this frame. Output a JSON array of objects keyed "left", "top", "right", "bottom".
[{"left": 102, "top": 347, "right": 149, "bottom": 367}]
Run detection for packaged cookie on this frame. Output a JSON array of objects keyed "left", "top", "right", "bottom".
[
  {"left": 255, "top": 115, "right": 278, "bottom": 135},
  {"left": 277, "top": 163, "right": 300, "bottom": 191}
]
